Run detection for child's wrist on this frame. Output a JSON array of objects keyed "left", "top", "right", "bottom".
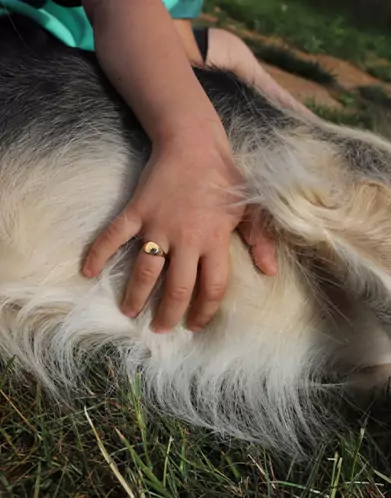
[
  {"left": 152, "top": 120, "right": 226, "bottom": 152},
  {"left": 150, "top": 108, "right": 226, "bottom": 144}
]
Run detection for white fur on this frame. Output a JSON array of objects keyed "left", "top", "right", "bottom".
[{"left": 1, "top": 98, "right": 391, "bottom": 457}]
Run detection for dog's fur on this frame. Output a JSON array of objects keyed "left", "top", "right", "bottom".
[{"left": 1, "top": 15, "right": 391, "bottom": 457}]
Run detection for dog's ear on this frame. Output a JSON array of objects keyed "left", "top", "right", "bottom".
[
  {"left": 243, "top": 129, "right": 391, "bottom": 328},
  {"left": 267, "top": 176, "right": 391, "bottom": 328},
  {"left": 318, "top": 179, "right": 391, "bottom": 327}
]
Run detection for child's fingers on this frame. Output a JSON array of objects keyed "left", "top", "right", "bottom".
[
  {"left": 238, "top": 212, "right": 277, "bottom": 276},
  {"left": 186, "top": 245, "right": 229, "bottom": 332},
  {"left": 122, "top": 238, "right": 168, "bottom": 319},
  {"left": 151, "top": 246, "right": 198, "bottom": 333},
  {"left": 83, "top": 208, "right": 142, "bottom": 278},
  {"left": 250, "top": 237, "right": 277, "bottom": 276}
]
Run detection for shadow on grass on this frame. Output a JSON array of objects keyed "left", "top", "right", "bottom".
[
  {"left": 366, "top": 64, "right": 391, "bottom": 84},
  {"left": 358, "top": 85, "right": 391, "bottom": 109},
  {"left": 245, "top": 40, "right": 336, "bottom": 85}
]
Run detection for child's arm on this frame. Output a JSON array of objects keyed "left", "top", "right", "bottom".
[
  {"left": 82, "top": 0, "right": 276, "bottom": 333},
  {"left": 172, "top": 19, "right": 204, "bottom": 64},
  {"left": 82, "top": 0, "right": 217, "bottom": 145}
]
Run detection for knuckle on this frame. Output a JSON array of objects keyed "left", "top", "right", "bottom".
[
  {"left": 167, "top": 285, "right": 191, "bottom": 303},
  {"left": 204, "top": 282, "right": 226, "bottom": 302},
  {"left": 211, "top": 228, "right": 227, "bottom": 242},
  {"left": 186, "top": 230, "right": 202, "bottom": 245},
  {"left": 136, "top": 265, "right": 157, "bottom": 284},
  {"left": 109, "top": 209, "right": 140, "bottom": 240},
  {"left": 102, "top": 221, "right": 124, "bottom": 245},
  {"left": 178, "top": 233, "right": 199, "bottom": 250}
]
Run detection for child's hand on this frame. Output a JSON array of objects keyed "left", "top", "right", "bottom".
[
  {"left": 83, "top": 0, "right": 277, "bottom": 332},
  {"left": 83, "top": 129, "right": 276, "bottom": 333}
]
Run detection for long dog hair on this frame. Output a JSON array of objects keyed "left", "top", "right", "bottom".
[{"left": 1, "top": 15, "right": 391, "bottom": 457}]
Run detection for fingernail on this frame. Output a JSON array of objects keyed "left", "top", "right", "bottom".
[
  {"left": 82, "top": 266, "right": 93, "bottom": 278},
  {"left": 257, "top": 258, "right": 277, "bottom": 277},
  {"left": 151, "top": 324, "right": 171, "bottom": 334},
  {"left": 264, "top": 267, "right": 277, "bottom": 277},
  {"left": 268, "top": 261, "right": 278, "bottom": 276},
  {"left": 121, "top": 307, "right": 138, "bottom": 318},
  {"left": 189, "top": 325, "right": 203, "bottom": 333}
]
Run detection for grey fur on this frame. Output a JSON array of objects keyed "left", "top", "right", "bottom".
[{"left": 0, "top": 16, "right": 391, "bottom": 458}]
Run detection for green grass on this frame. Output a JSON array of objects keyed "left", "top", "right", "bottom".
[
  {"left": 299, "top": 0, "right": 391, "bottom": 34},
  {"left": 1, "top": 366, "right": 391, "bottom": 497},
  {"left": 244, "top": 40, "right": 336, "bottom": 85},
  {"left": 2, "top": 2, "right": 391, "bottom": 496},
  {"left": 204, "top": 0, "right": 391, "bottom": 63}
]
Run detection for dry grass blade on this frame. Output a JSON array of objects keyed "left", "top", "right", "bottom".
[{"left": 84, "top": 406, "right": 136, "bottom": 498}]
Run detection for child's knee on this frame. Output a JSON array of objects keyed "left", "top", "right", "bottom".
[
  {"left": 207, "top": 28, "right": 253, "bottom": 69},
  {"left": 210, "top": 28, "right": 248, "bottom": 53}
]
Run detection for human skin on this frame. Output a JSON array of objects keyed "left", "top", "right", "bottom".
[{"left": 82, "top": 0, "right": 277, "bottom": 333}]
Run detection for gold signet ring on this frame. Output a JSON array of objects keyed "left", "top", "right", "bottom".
[{"left": 142, "top": 241, "right": 167, "bottom": 257}]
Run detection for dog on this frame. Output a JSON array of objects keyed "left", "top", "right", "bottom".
[{"left": 1, "top": 14, "right": 391, "bottom": 458}]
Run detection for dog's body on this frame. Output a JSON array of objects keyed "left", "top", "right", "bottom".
[{"left": 1, "top": 15, "right": 391, "bottom": 456}]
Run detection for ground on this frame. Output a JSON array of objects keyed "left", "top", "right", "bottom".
[
  {"left": 200, "top": 12, "right": 391, "bottom": 109},
  {"left": 1, "top": 1, "right": 391, "bottom": 497},
  {"left": 204, "top": 14, "right": 391, "bottom": 108},
  {"left": 201, "top": 0, "right": 391, "bottom": 131}
]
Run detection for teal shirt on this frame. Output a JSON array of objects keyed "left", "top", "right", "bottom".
[{"left": 0, "top": 0, "right": 204, "bottom": 51}]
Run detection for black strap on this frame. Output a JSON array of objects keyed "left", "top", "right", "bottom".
[
  {"left": 52, "top": 0, "right": 83, "bottom": 6},
  {"left": 19, "top": 0, "right": 46, "bottom": 6},
  {"left": 20, "top": 0, "right": 83, "bottom": 7}
]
